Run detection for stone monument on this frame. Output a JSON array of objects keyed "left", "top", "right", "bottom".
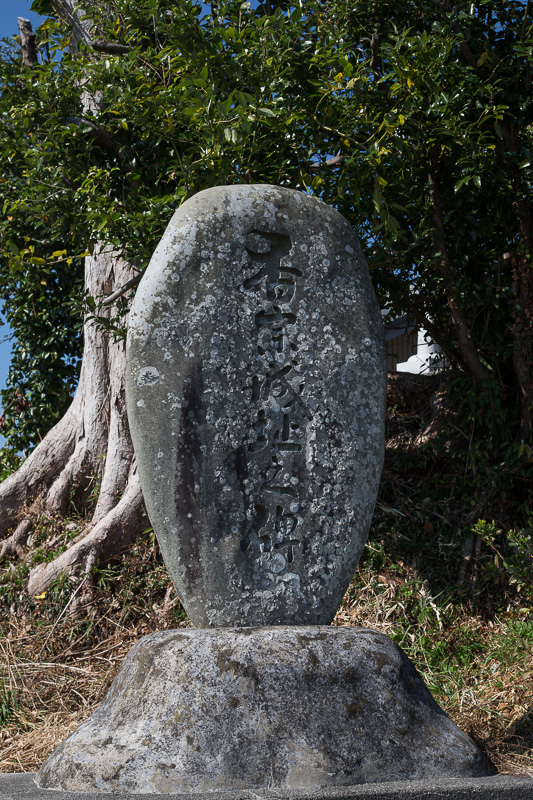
[
  {"left": 35, "top": 185, "right": 493, "bottom": 793},
  {"left": 127, "top": 184, "right": 386, "bottom": 627}
]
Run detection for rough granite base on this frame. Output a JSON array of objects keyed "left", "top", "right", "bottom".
[{"left": 36, "top": 627, "right": 494, "bottom": 794}]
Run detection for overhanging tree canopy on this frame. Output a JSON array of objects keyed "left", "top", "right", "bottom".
[{"left": 0, "top": 0, "right": 531, "bottom": 597}]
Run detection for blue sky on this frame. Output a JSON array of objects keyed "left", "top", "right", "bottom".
[
  {"left": 0, "top": 1, "right": 43, "bottom": 42},
  {"left": 0, "top": 1, "right": 45, "bottom": 442}
]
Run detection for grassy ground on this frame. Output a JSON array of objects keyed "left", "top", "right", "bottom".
[{"left": 0, "top": 376, "right": 532, "bottom": 775}]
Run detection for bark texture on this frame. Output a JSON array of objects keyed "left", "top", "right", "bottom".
[
  {"left": 17, "top": 18, "right": 38, "bottom": 67},
  {"left": 0, "top": 249, "right": 145, "bottom": 596}
]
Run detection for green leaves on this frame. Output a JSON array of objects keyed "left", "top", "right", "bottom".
[
  {"left": 30, "top": 0, "right": 54, "bottom": 14},
  {"left": 1, "top": 0, "right": 532, "bottom": 459},
  {"left": 0, "top": 0, "right": 326, "bottom": 450}
]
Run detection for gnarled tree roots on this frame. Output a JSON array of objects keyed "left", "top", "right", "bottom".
[{"left": 0, "top": 249, "right": 147, "bottom": 600}]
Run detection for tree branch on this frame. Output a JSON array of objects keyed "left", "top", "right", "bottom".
[
  {"left": 441, "top": 0, "right": 486, "bottom": 80},
  {"left": 521, "top": 0, "right": 532, "bottom": 42},
  {"left": 370, "top": 32, "right": 380, "bottom": 74},
  {"left": 427, "top": 148, "right": 488, "bottom": 385},
  {"left": 18, "top": 18, "right": 38, "bottom": 67},
  {"left": 91, "top": 39, "right": 132, "bottom": 55},
  {"left": 100, "top": 274, "right": 141, "bottom": 307},
  {"left": 49, "top": 0, "right": 94, "bottom": 51},
  {"left": 65, "top": 116, "right": 129, "bottom": 166},
  {"left": 308, "top": 155, "right": 346, "bottom": 172}
]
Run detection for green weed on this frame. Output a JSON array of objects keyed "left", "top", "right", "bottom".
[{"left": 0, "top": 680, "right": 17, "bottom": 727}]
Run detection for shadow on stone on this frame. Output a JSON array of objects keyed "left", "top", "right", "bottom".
[{"left": 36, "top": 627, "right": 495, "bottom": 793}]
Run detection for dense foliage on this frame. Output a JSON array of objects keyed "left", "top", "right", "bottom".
[
  {"left": 0, "top": 0, "right": 532, "bottom": 518},
  {"left": 0, "top": 0, "right": 333, "bottom": 452},
  {"left": 0, "top": 4, "right": 531, "bottom": 770},
  {"left": 0, "top": 30, "right": 83, "bottom": 455}
]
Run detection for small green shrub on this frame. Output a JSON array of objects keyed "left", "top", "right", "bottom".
[{"left": 474, "top": 519, "right": 533, "bottom": 603}]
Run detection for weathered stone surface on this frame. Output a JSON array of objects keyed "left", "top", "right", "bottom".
[
  {"left": 126, "top": 185, "right": 386, "bottom": 627},
  {"left": 36, "top": 627, "right": 493, "bottom": 793},
  {"left": 10, "top": 774, "right": 533, "bottom": 800}
]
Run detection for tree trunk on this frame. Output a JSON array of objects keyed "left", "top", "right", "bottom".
[
  {"left": 0, "top": 248, "right": 145, "bottom": 596},
  {"left": 18, "top": 17, "right": 38, "bottom": 67},
  {"left": 427, "top": 149, "right": 488, "bottom": 386},
  {"left": 499, "top": 123, "right": 533, "bottom": 445},
  {"left": 0, "top": 5, "right": 147, "bottom": 596}
]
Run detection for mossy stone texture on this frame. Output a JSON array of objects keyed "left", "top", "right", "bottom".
[
  {"left": 36, "top": 627, "right": 493, "bottom": 793},
  {"left": 125, "top": 185, "right": 386, "bottom": 627}
]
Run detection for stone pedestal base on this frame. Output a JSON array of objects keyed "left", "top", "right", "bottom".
[
  {"left": 6, "top": 773, "right": 533, "bottom": 800},
  {"left": 36, "top": 627, "right": 493, "bottom": 794}
]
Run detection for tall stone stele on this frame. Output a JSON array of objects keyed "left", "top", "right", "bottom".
[
  {"left": 36, "top": 186, "right": 494, "bottom": 793},
  {"left": 125, "top": 184, "right": 386, "bottom": 627}
]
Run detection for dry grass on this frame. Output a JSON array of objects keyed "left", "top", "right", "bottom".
[
  {"left": 0, "top": 541, "right": 192, "bottom": 774},
  {"left": 0, "top": 374, "right": 531, "bottom": 777},
  {"left": 0, "top": 559, "right": 531, "bottom": 776},
  {"left": 0, "top": 612, "right": 140, "bottom": 772},
  {"left": 334, "top": 578, "right": 533, "bottom": 777}
]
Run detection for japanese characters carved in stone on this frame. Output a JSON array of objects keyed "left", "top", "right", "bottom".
[{"left": 126, "top": 185, "right": 387, "bottom": 627}]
